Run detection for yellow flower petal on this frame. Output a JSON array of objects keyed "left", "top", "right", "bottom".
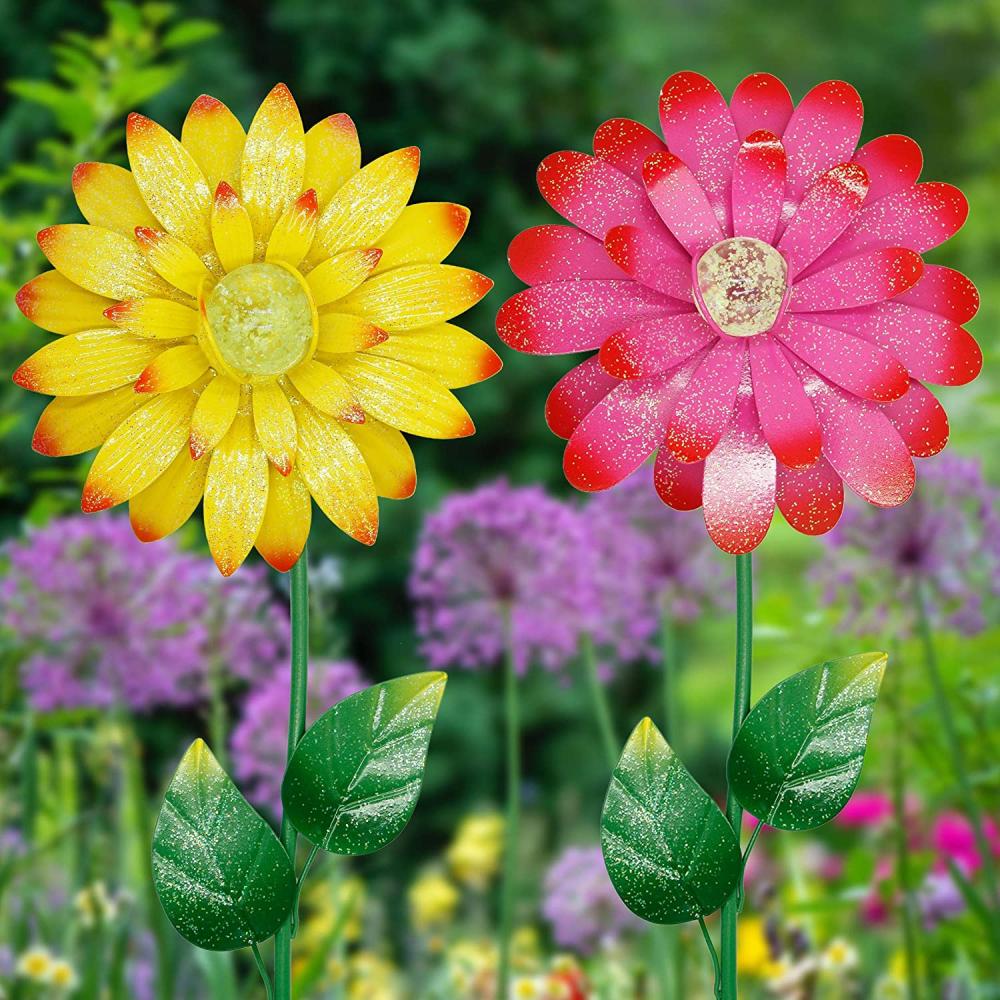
[
  {"left": 104, "top": 297, "right": 199, "bottom": 339},
  {"left": 287, "top": 360, "right": 363, "bottom": 421},
  {"left": 16, "top": 271, "right": 112, "bottom": 335},
  {"left": 368, "top": 323, "right": 502, "bottom": 388},
  {"left": 266, "top": 189, "right": 318, "bottom": 267},
  {"left": 14, "top": 330, "right": 163, "bottom": 396},
  {"left": 130, "top": 444, "right": 208, "bottom": 542},
  {"left": 306, "top": 248, "right": 382, "bottom": 307},
  {"left": 135, "top": 344, "right": 209, "bottom": 394},
  {"left": 316, "top": 313, "right": 388, "bottom": 353},
  {"left": 71, "top": 162, "right": 158, "bottom": 236},
  {"left": 343, "top": 418, "right": 416, "bottom": 499},
  {"left": 240, "top": 83, "right": 305, "bottom": 246},
  {"left": 32, "top": 385, "right": 145, "bottom": 456},
  {"left": 135, "top": 226, "right": 211, "bottom": 297},
  {"left": 374, "top": 203, "right": 470, "bottom": 272},
  {"left": 204, "top": 409, "right": 269, "bottom": 576},
  {"left": 295, "top": 401, "right": 378, "bottom": 545},
  {"left": 251, "top": 380, "right": 297, "bottom": 474},
  {"left": 37, "top": 224, "right": 171, "bottom": 300},
  {"left": 210, "top": 182, "right": 255, "bottom": 273},
  {"left": 180, "top": 94, "right": 246, "bottom": 194},
  {"left": 82, "top": 389, "right": 197, "bottom": 511},
  {"left": 189, "top": 376, "right": 241, "bottom": 460},
  {"left": 336, "top": 264, "right": 492, "bottom": 331},
  {"left": 255, "top": 464, "right": 311, "bottom": 571},
  {"left": 311, "top": 147, "right": 419, "bottom": 262},
  {"left": 126, "top": 113, "right": 213, "bottom": 256},
  {"left": 304, "top": 113, "right": 360, "bottom": 207},
  {"left": 332, "top": 354, "right": 474, "bottom": 438}
]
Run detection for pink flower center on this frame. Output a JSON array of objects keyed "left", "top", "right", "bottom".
[{"left": 693, "top": 237, "right": 788, "bottom": 338}]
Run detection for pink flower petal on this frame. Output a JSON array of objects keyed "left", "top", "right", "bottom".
[
  {"left": 732, "top": 130, "right": 786, "bottom": 243},
  {"left": 853, "top": 134, "right": 923, "bottom": 202},
  {"left": 775, "top": 456, "right": 844, "bottom": 535},
  {"left": 882, "top": 379, "right": 949, "bottom": 457},
  {"left": 776, "top": 316, "right": 909, "bottom": 402},
  {"left": 778, "top": 163, "right": 870, "bottom": 277},
  {"left": 545, "top": 355, "right": 618, "bottom": 440},
  {"left": 894, "top": 265, "right": 979, "bottom": 324},
  {"left": 508, "top": 225, "right": 623, "bottom": 285},
  {"left": 564, "top": 359, "right": 698, "bottom": 491},
  {"left": 654, "top": 449, "right": 704, "bottom": 510},
  {"left": 730, "top": 73, "right": 794, "bottom": 140},
  {"left": 599, "top": 313, "right": 714, "bottom": 379},
  {"left": 496, "top": 280, "right": 678, "bottom": 355},
  {"left": 748, "top": 336, "right": 821, "bottom": 468},
  {"left": 604, "top": 224, "right": 692, "bottom": 296},
  {"left": 658, "top": 71, "right": 740, "bottom": 228},
  {"left": 643, "top": 151, "right": 726, "bottom": 257},
  {"left": 666, "top": 338, "right": 746, "bottom": 462},
  {"left": 702, "top": 368, "right": 776, "bottom": 553},
  {"left": 593, "top": 118, "right": 667, "bottom": 182},
  {"left": 790, "top": 247, "right": 923, "bottom": 311},
  {"left": 781, "top": 80, "right": 864, "bottom": 205}
]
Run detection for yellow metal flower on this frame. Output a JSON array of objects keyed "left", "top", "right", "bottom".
[{"left": 15, "top": 84, "right": 498, "bottom": 575}]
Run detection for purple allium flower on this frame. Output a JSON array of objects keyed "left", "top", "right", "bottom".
[
  {"left": 0, "top": 516, "right": 288, "bottom": 713},
  {"left": 815, "top": 455, "right": 1000, "bottom": 636},
  {"left": 918, "top": 872, "right": 965, "bottom": 930},
  {"left": 542, "top": 845, "right": 643, "bottom": 954},
  {"left": 230, "top": 659, "right": 367, "bottom": 813},
  {"left": 410, "top": 480, "right": 594, "bottom": 674}
]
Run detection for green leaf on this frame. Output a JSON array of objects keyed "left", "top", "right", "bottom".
[
  {"left": 728, "top": 652, "right": 887, "bottom": 831},
  {"left": 152, "top": 740, "right": 295, "bottom": 951},
  {"left": 600, "top": 718, "right": 741, "bottom": 925},
  {"left": 162, "top": 19, "right": 220, "bottom": 48},
  {"left": 281, "top": 672, "right": 446, "bottom": 856}
]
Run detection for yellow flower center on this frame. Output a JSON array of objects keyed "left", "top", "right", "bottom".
[
  {"left": 203, "top": 262, "right": 316, "bottom": 380},
  {"left": 694, "top": 237, "right": 788, "bottom": 338}
]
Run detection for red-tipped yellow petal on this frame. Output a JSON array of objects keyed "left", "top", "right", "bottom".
[
  {"left": 82, "top": 389, "right": 197, "bottom": 511},
  {"left": 126, "top": 113, "right": 213, "bottom": 255},
  {"left": 72, "top": 162, "right": 159, "bottom": 236},
  {"left": 368, "top": 323, "right": 502, "bottom": 388},
  {"left": 210, "top": 182, "right": 255, "bottom": 273},
  {"left": 305, "top": 248, "right": 382, "bottom": 307},
  {"left": 374, "top": 202, "right": 470, "bottom": 272},
  {"left": 32, "top": 385, "right": 146, "bottom": 456},
  {"left": 336, "top": 264, "right": 492, "bottom": 331},
  {"left": 255, "top": 464, "right": 311, "bottom": 571},
  {"left": 180, "top": 94, "right": 246, "bottom": 193},
  {"left": 104, "top": 297, "right": 199, "bottom": 339},
  {"left": 135, "top": 344, "right": 209, "bottom": 394},
  {"left": 343, "top": 417, "right": 416, "bottom": 499},
  {"left": 295, "top": 401, "right": 378, "bottom": 545},
  {"left": 316, "top": 313, "right": 388, "bottom": 353},
  {"left": 266, "top": 189, "right": 317, "bottom": 267},
  {"left": 310, "top": 147, "right": 419, "bottom": 262},
  {"left": 331, "top": 354, "right": 474, "bottom": 438},
  {"left": 14, "top": 330, "right": 163, "bottom": 396},
  {"left": 134, "top": 226, "right": 210, "bottom": 297},
  {"left": 37, "top": 224, "right": 171, "bottom": 300},
  {"left": 129, "top": 444, "right": 208, "bottom": 542},
  {"left": 203, "top": 408, "right": 270, "bottom": 575},
  {"left": 189, "top": 376, "right": 241, "bottom": 459},
  {"left": 240, "top": 84, "right": 305, "bottom": 245},
  {"left": 287, "top": 360, "right": 363, "bottom": 421},
  {"left": 303, "top": 113, "right": 360, "bottom": 207},
  {"left": 251, "top": 380, "right": 297, "bottom": 474},
  {"left": 16, "top": 271, "right": 113, "bottom": 335}
]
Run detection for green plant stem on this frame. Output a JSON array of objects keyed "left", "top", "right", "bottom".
[
  {"left": 497, "top": 608, "right": 520, "bottom": 1000},
  {"left": 207, "top": 648, "right": 230, "bottom": 772},
  {"left": 720, "top": 553, "right": 753, "bottom": 1000},
  {"left": 275, "top": 552, "right": 310, "bottom": 1000},
  {"left": 251, "top": 942, "right": 274, "bottom": 1000},
  {"left": 580, "top": 634, "right": 618, "bottom": 768},
  {"left": 659, "top": 606, "right": 681, "bottom": 750}
]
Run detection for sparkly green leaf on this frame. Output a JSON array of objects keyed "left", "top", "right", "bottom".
[
  {"left": 281, "top": 672, "right": 446, "bottom": 856},
  {"left": 152, "top": 740, "right": 294, "bottom": 951},
  {"left": 601, "top": 718, "right": 741, "bottom": 925},
  {"left": 728, "top": 652, "right": 887, "bottom": 831}
]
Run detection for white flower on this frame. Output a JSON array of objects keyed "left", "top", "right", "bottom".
[{"left": 820, "top": 938, "right": 859, "bottom": 974}]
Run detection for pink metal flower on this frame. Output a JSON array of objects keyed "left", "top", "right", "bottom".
[{"left": 497, "top": 72, "right": 981, "bottom": 553}]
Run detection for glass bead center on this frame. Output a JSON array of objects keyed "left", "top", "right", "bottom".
[
  {"left": 694, "top": 237, "right": 787, "bottom": 338},
  {"left": 205, "top": 262, "right": 314, "bottom": 378}
]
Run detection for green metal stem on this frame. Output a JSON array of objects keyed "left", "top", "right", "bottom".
[
  {"left": 497, "top": 609, "right": 520, "bottom": 1000},
  {"left": 251, "top": 942, "right": 274, "bottom": 1000},
  {"left": 699, "top": 917, "right": 722, "bottom": 1000}
]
